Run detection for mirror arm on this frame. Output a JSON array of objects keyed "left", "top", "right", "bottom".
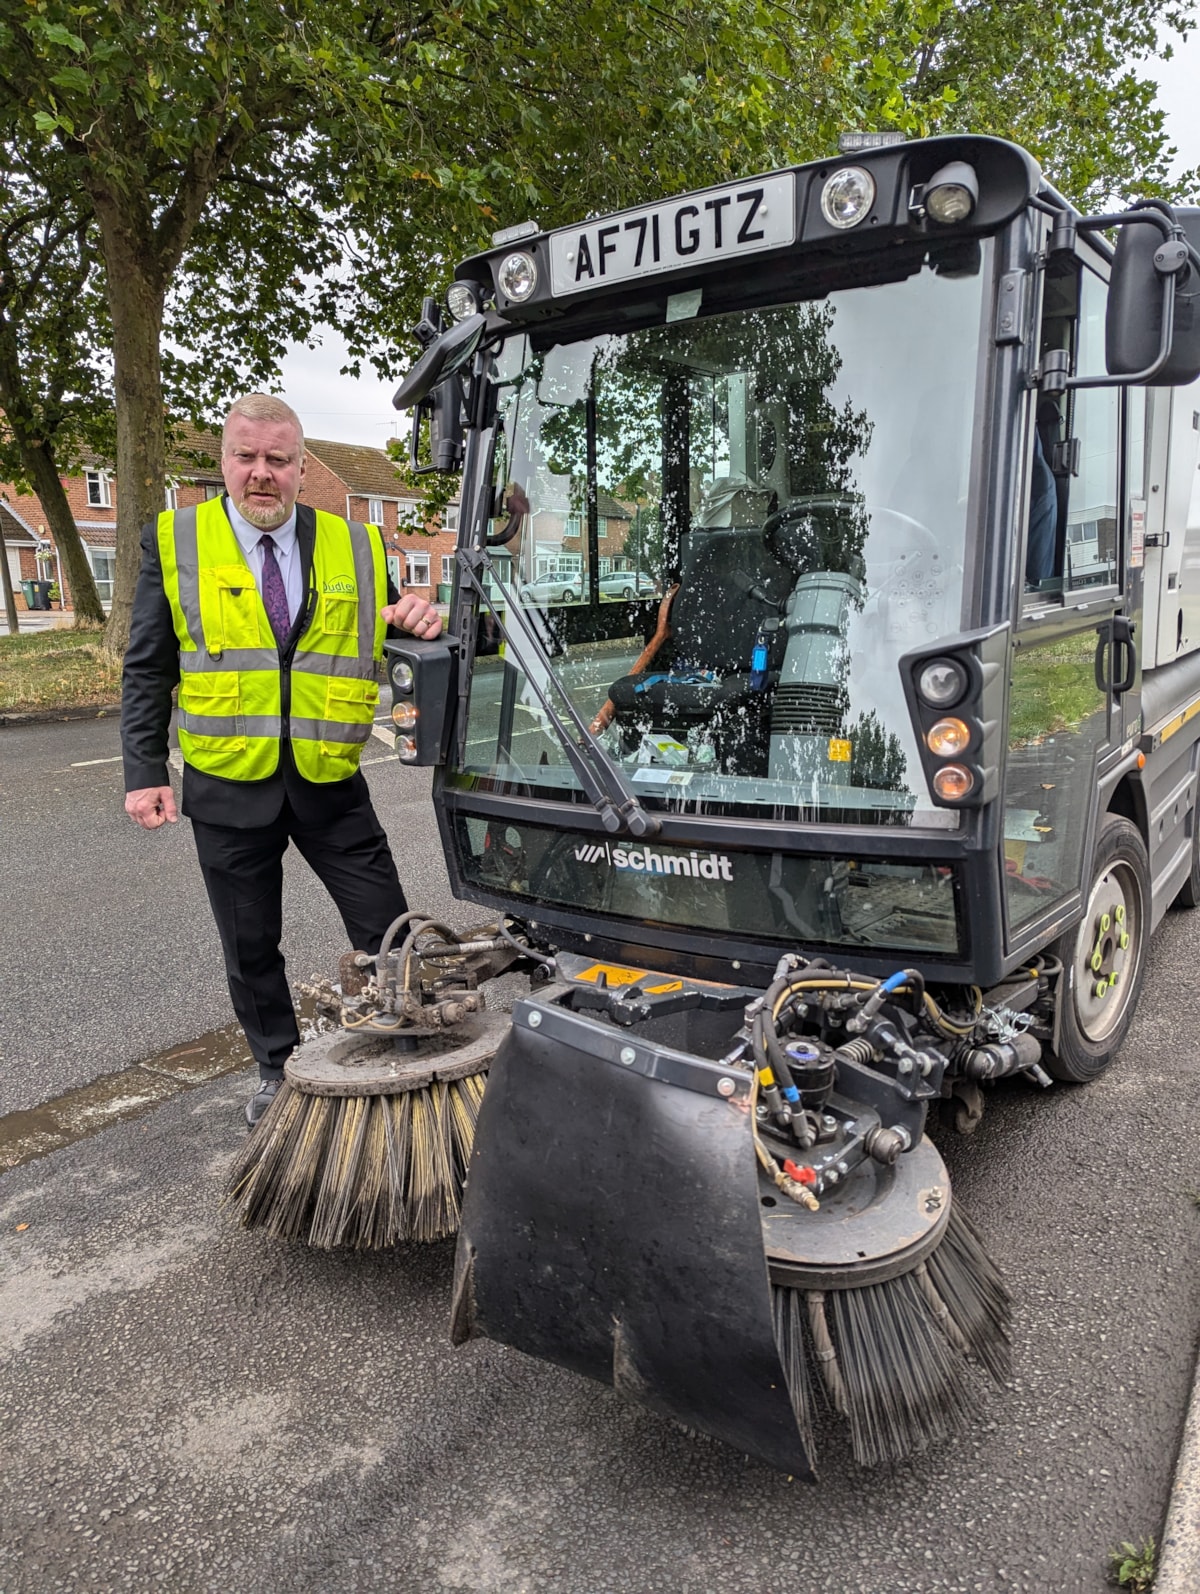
[{"left": 1039, "top": 206, "right": 1194, "bottom": 393}]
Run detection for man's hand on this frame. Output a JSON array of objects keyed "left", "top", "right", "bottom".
[
  {"left": 125, "top": 786, "right": 178, "bottom": 829},
  {"left": 382, "top": 594, "right": 443, "bottom": 639}
]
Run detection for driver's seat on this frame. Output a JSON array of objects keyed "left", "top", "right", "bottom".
[{"left": 605, "top": 528, "right": 794, "bottom": 728}]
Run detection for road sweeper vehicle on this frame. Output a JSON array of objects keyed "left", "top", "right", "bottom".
[{"left": 230, "top": 132, "right": 1200, "bottom": 1475}]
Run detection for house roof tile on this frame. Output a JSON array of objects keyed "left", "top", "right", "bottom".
[{"left": 305, "top": 439, "right": 413, "bottom": 498}]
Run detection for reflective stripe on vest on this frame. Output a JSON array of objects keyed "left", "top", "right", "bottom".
[{"left": 158, "top": 501, "right": 386, "bottom": 784}]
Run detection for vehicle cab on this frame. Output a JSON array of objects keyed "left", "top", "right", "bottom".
[{"left": 392, "top": 133, "right": 1200, "bottom": 1013}]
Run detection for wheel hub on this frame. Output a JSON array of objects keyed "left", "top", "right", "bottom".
[{"left": 1075, "top": 866, "right": 1137, "bottom": 1041}]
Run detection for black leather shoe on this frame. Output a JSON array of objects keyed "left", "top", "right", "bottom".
[{"left": 245, "top": 1076, "right": 284, "bottom": 1131}]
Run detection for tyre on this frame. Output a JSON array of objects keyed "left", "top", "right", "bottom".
[
  {"left": 1045, "top": 813, "right": 1149, "bottom": 1083},
  {"left": 622, "top": 585, "right": 633, "bottom": 599},
  {"left": 561, "top": 589, "right": 573, "bottom": 603},
  {"left": 1172, "top": 803, "right": 1200, "bottom": 908}
]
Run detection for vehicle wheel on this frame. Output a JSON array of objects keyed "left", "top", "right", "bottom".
[
  {"left": 622, "top": 585, "right": 633, "bottom": 599},
  {"left": 1172, "top": 804, "right": 1200, "bottom": 908},
  {"left": 1045, "top": 813, "right": 1149, "bottom": 1083},
  {"left": 561, "top": 589, "right": 573, "bottom": 603}
]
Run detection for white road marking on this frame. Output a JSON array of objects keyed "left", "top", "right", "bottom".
[{"left": 71, "top": 756, "right": 122, "bottom": 767}]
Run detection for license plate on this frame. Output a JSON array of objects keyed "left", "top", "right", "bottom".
[{"left": 548, "top": 172, "right": 796, "bottom": 298}]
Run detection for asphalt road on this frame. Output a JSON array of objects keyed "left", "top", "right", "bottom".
[{"left": 1, "top": 713, "right": 1199, "bottom": 1593}]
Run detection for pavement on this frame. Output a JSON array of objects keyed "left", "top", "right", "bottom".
[
  {"left": 1158, "top": 1376, "right": 1200, "bottom": 1591},
  {"left": 2, "top": 712, "right": 1199, "bottom": 1592}
]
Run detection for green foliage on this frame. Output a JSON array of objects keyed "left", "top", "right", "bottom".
[
  {"left": 1107, "top": 1535, "right": 1156, "bottom": 1592},
  {"left": 0, "top": 151, "right": 114, "bottom": 485},
  {"left": 0, "top": 0, "right": 1196, "bottom": 643}
]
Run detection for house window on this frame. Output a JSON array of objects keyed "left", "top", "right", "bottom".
[
  {"left": 85, "top": 471, "right": 111, "bottom": 508},
  {"left": 441, "top": 554, "right": 455, "bottom": 585},
  {"left": 564, "top": 513, "right": 582, "bottom": 540},
  {"left": 367, "top": 497, "right": 385, "bottom": 524},
  {"left": 204, "top": 483, "right": 224, "bottom": 501},
  {"left": 406, "top": 552, "right": 431, "bottom": 587},
  {"left": 396, "top": 501, "right": 424, "bottom": 531},
  {"left": 89, "top": 549, "right": 116, "bottom": 603},
  {"left": 444, "top": 505, "right": 459, "bottom": 532},
  {"left": 596, "top": 515, "right": 607, "bottom": 539},
  {"left": 165, "top": 482, "right": 178, "bottom": 511}
]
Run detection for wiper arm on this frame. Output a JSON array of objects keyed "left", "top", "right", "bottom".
[{"left": 459, "top": 547, "right": 661, "bottom": 838}]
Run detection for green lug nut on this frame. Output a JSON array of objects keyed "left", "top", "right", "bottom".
[
  {"left": 1100, "top": 912, "right": 1112, "bottom": 933},
  {"left": 1119, "top": 932, "right": 1130, "bottom": 950},
  {"left": 1094, "top": 980, "right": 1109, "bottom": 1000},
  {"left": 1115, "top": 905, "right": 1126, "bottom": 924},
  {"left": 1091, "top": 951, "right": 1103, "bottom": 972},
  {"left": 1109, "top": 971, "right": 1119, "bottom": 987}
]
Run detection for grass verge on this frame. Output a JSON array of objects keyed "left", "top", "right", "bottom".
[{"left": 0, "top": 627, "right": 122, "bottom": 714}]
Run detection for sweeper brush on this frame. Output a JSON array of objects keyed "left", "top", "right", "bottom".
[
  {"left": 222, "top": 915, "right": 524, "bottom": 1248},
  {"left": 449, "top": 949, "right": 1015, "bottom": 1476}
]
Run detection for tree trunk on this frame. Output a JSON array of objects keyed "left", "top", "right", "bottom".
[
  {"left": 0, "top": 515, "right": 20, "bottom": 635},
  {"left": 13, "top": 438, "right": 107, "bottom": 625},
  {"left": 0, "top": 313, "right": 107, "bottom": 625},
  {"left": 98, "top": 235, "right": 166, "bottom": 658}
]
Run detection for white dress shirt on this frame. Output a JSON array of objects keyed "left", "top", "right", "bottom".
[{"left": 225, "top": 497, "right": 303, "bottom": 622}]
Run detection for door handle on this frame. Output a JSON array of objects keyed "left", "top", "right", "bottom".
[{"left": 1112, "top": 616, "right": 1136, "bottom": 696}]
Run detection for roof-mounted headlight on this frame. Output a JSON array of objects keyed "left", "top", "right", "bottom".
[
  {"left": 924, "top": 161, "right": 979, "bottom": 225},
  {"left": 446, "top": 280, "right": 484, "bottom": 322},
  {"left": 498, "top": 251, "right": 538, "bottom": 302},
  {"left": 820, "top": 166, "right": 876, "bottom": 230}
]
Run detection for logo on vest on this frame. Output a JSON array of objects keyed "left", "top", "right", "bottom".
[{"left": 323, "top": 577, "right": 357, "bottom": 594}]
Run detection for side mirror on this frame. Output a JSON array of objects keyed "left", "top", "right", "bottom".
[
  {"left": 406, "top": 375, "right": 466, "bottom": 476},
  {"left": 392, "top": 313, "right": 486, "bottom": 411},
  {"left": 1107, "top": 208, "right": 1200, "bottom": 385}
]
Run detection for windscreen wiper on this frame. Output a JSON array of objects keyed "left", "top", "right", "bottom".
[{"left": 456, "top": 546, "right": 661, "bottom": 839}]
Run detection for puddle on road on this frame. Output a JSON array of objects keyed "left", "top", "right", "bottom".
[{"left": 0, "top": 998, "right": 324, "bottom": 1173}]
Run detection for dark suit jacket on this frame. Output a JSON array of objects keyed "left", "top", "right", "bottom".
[{"left": 121, "top": 501, "right": 401, "bottom": 829}]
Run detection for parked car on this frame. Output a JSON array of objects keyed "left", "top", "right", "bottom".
[
  {"left": 599, "top": 571, "right": 657, "bottom": 600},
  {"left": 519, "top": 572, "right": 584, "bottom": 604}
]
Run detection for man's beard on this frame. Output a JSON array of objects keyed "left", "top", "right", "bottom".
[{"left": 235, "top": 490, "right": 288, "bottom": 529}]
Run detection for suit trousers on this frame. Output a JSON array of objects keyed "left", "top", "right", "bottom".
[{"left": 191, "top": 787, "right": 408, "bottom": 1076}]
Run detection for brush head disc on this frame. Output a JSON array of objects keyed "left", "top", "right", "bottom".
[
  {"left": 764, "top": 1132, "right": 951, "bottom": 1289},
  {"left": 284, "top": 1008, "right": 509, "bottom": 1097}
]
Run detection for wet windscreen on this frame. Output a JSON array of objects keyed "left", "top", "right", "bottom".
[{"left": 458, "top": 254, "right": 988, "bottom": 830}]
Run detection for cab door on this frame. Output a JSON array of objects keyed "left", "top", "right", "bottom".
[{"left": 1004, "top": 253, "right": 1127, "bottom": 955}]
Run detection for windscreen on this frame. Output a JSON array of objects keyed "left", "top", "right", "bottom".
[{"left": 457, "top": 254, "right": 988, "bottom": 830}]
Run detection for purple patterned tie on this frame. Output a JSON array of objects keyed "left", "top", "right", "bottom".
[{"left": 258, "top": 535, "right": 290, "bottom": 647}]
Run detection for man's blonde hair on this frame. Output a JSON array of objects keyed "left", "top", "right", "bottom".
[{"left": 222, "top": 394, "right": 304, "bottom": 453}]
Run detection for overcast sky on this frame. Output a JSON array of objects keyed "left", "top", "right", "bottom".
[{"left": 281, "top": 28, "right": 1200, "bottom": 449}]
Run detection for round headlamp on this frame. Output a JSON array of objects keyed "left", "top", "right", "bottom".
[
  {"left": 924, "top": 161, "right": 979, "bottom": 225},
  {"left": 391, "top": 661, "right": 414, "bottom": 694},
  {"left": 391, "top": 701, "right": 418, "bottom": 730},
  {"left": 498, "top": 251, "right": 538, "bottom": 302},
  {"left": 820, "top": 167, "right": 876, "bottom": 230},
  {"left": 446, "top": 280, "right": 482, "bottom": 322},
  {"left": 395, "top": 734, "right": 418, "bottom": 762},
  {"left": 916, "top": 657, "right": 968, "bottom": 709}
]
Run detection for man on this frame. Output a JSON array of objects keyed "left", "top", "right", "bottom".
[{"left": 122, "top": 394, "right": 442, "bottom": 1127}]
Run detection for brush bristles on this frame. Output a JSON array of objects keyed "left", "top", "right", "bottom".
[
  {"left": 223, "top": 1073, "right": 488, "bottom": 1248},
  {"left": 772, "top": 1203, "right": 1011, "bottom": 1469}
]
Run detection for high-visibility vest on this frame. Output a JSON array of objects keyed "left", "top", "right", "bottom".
[{"left": 157, "top": 499, "right": 386, "bottom": 784}]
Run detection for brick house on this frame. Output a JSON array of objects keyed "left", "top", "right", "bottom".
[
  {"left": 0, "top": 424, "right": 456, "bottom": 610},
  {"left": 529, "top": 490, "right": 634, "bottom": 583}
]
